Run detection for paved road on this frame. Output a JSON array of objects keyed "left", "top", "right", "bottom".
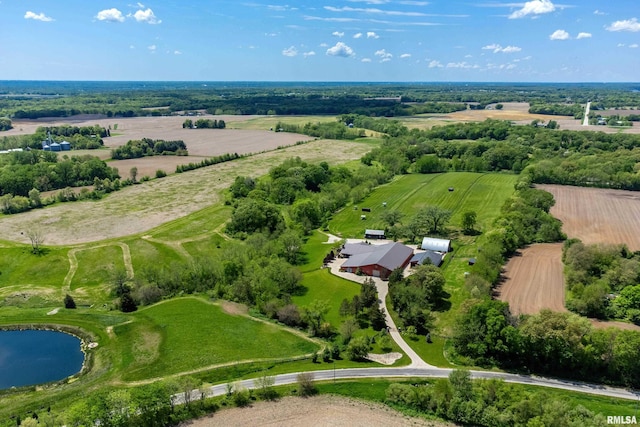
[
  {"left": 583, "top": 101, "right": 591, "bottom": 126},
  {"left": 174, "top": 367, "right": 639, "bottom": 404}
]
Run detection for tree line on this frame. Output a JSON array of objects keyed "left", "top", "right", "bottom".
[
  {"left": 182, "top": 118, "right": 226, "bottom": 129},
  {"left": 111, "top": 138, "right": 188, "bottom": 160}
]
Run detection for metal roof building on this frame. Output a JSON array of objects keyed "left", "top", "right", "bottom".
[
  {"left": 421, "top": 237, "right": 451, "bottom": 253},
  {"left": 410, "top": 250, "right": 445, "bottom": 267},
  {"left": 340, "top": 242, "right": 413, "bottom": 279}
]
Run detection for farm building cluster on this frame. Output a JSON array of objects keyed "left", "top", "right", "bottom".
[
  {"left": 338, "top": 230, "right": 451, "bottom": 280},
  {"left": 42, "top": 133, "right": 72, "bottom": 152}
]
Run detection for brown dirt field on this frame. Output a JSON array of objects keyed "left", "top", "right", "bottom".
[
  {"left": 0, "top": 138, "right": 371, "bottom": 245},
  {"left": 442, "top": 102, "right": 560, "bottom": 122},
  {"left": 183, "top": 395, "right": 452, "bottom": 427},
  {"left": 536, "top": 185, "right": 640, "bottom": 251},
  {"left": 220, "top": 301, "right": 249, "bottom": 316},
  {"left": 8, "top": 115, "right": 314, "bottom": 156},
  {"left": 497, "top": 243, "right": 566, "bottom": 316}
]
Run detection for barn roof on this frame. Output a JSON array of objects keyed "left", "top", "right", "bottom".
[
  {"left": 421, "top": 237, "right": 451, "bottom": 252},
  {"left": 411, "top": 250, "right": 445, "bottom": 267},
  {"left": 364, "top": 229, "right": 385, "bottom": 236},
  {"left": 341, "top": 242, "right": 377, "bottom": 257},
  {"left": 342, "top": 242, "right": 413, "bottom": 272}
]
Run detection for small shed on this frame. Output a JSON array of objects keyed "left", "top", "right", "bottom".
[
  {"left": 468, "top": 258, "right": 476, "bottom": 266},
  {"left": 364, "top": 229, "right": 386, "bottom": 239},
  {"left": 361, "top": 215, "right": 367, "bottom": 220},
  {"left": 421, "top": 237, "right": 452, "bottom": 253},
  {"left": 410, "top": 250, "right": 445, "bottom": 267}
]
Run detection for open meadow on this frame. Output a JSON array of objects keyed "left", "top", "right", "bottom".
[{"left": 0, "top": 137, "right": 371, "bottom": 245}]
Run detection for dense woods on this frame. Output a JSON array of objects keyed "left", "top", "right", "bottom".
[{"left": 111, "top": 138, "right": 187, "bottom": 159}]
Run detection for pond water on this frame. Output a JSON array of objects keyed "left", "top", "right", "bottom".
[{"left": 0, "top": 329, "right": 84, "bottom": 389}]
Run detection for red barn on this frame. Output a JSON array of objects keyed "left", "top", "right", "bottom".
[{"left": 340, "top": 242, "right": 413, "bottom": 280}]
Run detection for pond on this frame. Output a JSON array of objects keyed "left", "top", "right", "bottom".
[{"left": 0, "top": 329, "right": 84, "bottom": 389}]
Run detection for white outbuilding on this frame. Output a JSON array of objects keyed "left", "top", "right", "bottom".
[{"left": 421, "top": 237, "right": 452, "bottom": 253}]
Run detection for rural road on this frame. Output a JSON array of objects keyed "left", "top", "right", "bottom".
[
  {"left": 583, "top": 101, "right": 591, "bottom": 126},
  {"left": 174, "top": 367, "right": 640, "bottom": 404}
]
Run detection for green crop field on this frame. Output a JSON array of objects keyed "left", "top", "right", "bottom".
[
  {"left": 118, "top": 297, "right": 321, "bottom": 381},
  {"left": 228, "top": 115, "right": 338, "bottom": 130},
  {"left": 329, "top": 172, "right": 518, "bottom": 238}
]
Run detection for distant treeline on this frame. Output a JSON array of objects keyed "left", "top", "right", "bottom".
[
  {"left": 182, "top": 118, "right": 226, "bottom": 129},
  {"left": 111, "top": 138, "right": 187, "bottom": 160},
  {"left": 5, "top": 83, "right": 638, "bottom": 119}
]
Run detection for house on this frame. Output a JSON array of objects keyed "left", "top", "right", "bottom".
[
  {"left": 364, "top": 229, "right": 386, "bottom": 239},
  {"left": 340, "top": 242, "right": 413, "bottom": 279},
  {"left": 421, "top": 237, "right": 452, "bottom": 252},
  {"left": 410, "top": 250, "right": 445, "bottom": 267}
]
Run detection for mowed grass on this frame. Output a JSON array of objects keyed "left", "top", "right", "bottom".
[
  {"left": 0, "top": 246, "right": 68, "bottom": 289},
  {"left": 294, "top": 269, "right": 361, "bottom": 328},
  {"left": 119, "top": 297, "right": 320, "bottom": 381},
  {"left": 329, "top": 172, "right": 518, "bottom": 238},
  {"left": 126, "top": 238, "right": 184, "bottom": 272},
  {"left": 228, "top": 115, "right": 339, "bottom": 130},
  {"left": 71, "top": 245, "right": 125, "bottom": 289},
  {"left": 149, "top": 204, "right": 232, "bottom": 242},
  {"left": 182, "top": 233, "right": 226, "bottom": 258}
]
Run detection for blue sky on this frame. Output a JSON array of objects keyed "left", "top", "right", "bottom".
[{"left": 0, "top": 0, "right": 638, "bottom": 82}]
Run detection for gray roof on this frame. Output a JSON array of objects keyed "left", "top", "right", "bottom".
[
  {"left": 342, "top": 242, "right": 413, "bottom": 271},
  {"left": 364, "top": 229, "right": 385, "bottom": 236},
  {"left": 342, "top": 242, "right": 378, "bottom": 257},
  {"left": 411, "top": 250, "right": 444, "bottom": 267}
]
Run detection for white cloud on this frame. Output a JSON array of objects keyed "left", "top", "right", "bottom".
[
  {"left": 400, "top": 53, "right": 411, "bottom": 58},
  {"left": 332, "top": 31, "right": 345, "bottom": 37},
  {"left": 446, "top": 62, "right": 477, "bottom": 69},
  {"left": 282, "top": 46, "right": 298, "bottom": 57},
  {"left": 630, "top": 44, "right": 639, "bottom": 48},
  {"left": 594, "top": 10, "right": 606, "bottom": 16},
  {"left": 96, "top": 8, "right": 125, "bottom": 22},
  {"left": 354, "top": 32, "right": 363, "bottom": 38},
  {"left": 375, "top": 49, "right": 393, "bottom": 62},
  {"left": 303, "top": 51, "right": 316, "bottom": 57},
  {"left": 428, "top": 60, "right": 443, "bottom": 68},
  {"left": 482, "top": 43, "right": 521, "bottom": 53},
  {"left": 367, "top": 31, "right": 380, "bottom": 39},
  {"left": 326, "top": 42, "right": 355, "bottom": 57},
  {"left": 606, "top": 18, "right": 640, "bottom": 32},
  {"left": 361, "top": 58, "right": 372, "bottom": 63},
  {"left": 132, "top": 8, "right": 161, "bottom": 24},
  {"left": 24, "top": 11, "right": 54, "bottom": 22},
  {"left": 129, "top": 45, "right": 136, "bottom": 49},
  {"left": 549, "top": 29, "right": 570, "bottom": 40},
  {"left": 174, "top": 50, "right": 182, "bottom": 55},
  {"left": 509, "top": 0, "right": 556, "bottom": 19},
  {"left": 576, "top": 32, "right": 592, "bottom": 39},
  {"left": 618, "top": 43, "right": 626, "bottom": 47}
]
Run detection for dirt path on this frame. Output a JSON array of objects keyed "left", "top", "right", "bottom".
[{"left": 183, "top": 395, "right": 452, "bottom": 427}]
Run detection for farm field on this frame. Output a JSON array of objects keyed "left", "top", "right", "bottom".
[
  {"left": 329, "top": 172, "right": 518, "bottom": 239},
  {"left": 537, "top": 184, "right": 640, "bottom": 251},
  {"left": 0, "top": 137, "right": 372, "bottom": 245},
  {"left": 115, "top": 297, "right": 321, "bottom": 381},
  {"left": 497, "top": 243, "right": 566, "bottom": 316}
]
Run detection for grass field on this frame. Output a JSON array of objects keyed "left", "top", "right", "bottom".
[
  {"left": 329, "top": 172, "right": 518, "bottom": 238},
  {"left": 71, "top": 245, "right": 125, "bottom": 290},
  {"left": 227, "top": 115, "right": 338, "bottom": 130},
  {"left": 118, "top": 297, "right": 320, "bottom": 381}
]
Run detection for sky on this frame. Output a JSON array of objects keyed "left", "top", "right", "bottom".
[{"left": 0, "top": 0, "right": 639, "bottom": 82}]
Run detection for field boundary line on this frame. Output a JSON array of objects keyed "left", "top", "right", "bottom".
[{"left": 63, "top": 242, "right": 134, "bottom": 291}]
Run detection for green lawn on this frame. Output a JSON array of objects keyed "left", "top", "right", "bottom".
[
  {"left": 329, "top": 172, "right": 518, "bottom": 238},
  {"left": 126, "top": 238, "right": 184, "bottom": 273},
  {"left": 0, "top": 245, "right": 68, "bottom": 290},
  {"left": 118, "top": 297, "right": 320, "bottom": 381},
  {"left": 182, "top": 233, "right": 226, "bottom": 258},
  {"left": 72, "top": 245, "right": 125, "bottom": 290},
  {"left": 298, "top": 231, "right": 339, "bottom": 273},
  {"left": 293, "top": 269, "right": 360, "bottom": 328},
  {"left": 150, "top": 204, "right": 232, "bottom": 242}
]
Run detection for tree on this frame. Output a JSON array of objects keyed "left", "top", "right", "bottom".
[
  {"left": 296, "top": 372, "right": 316, "bottom": 396},
  {"left": 462, "top": 211, "right": 477, "bottom": 234},
  {"left": 495, "top": 103, "right": 504, "bottom": 110},
  {"left": 28, "top": 188, "right": 42, "bottom": 208},
  {"left": 129, "top": 166, "right": 138, "bottom": 183},
  {"left": 227, "top": 198, "right": 285, "bottom": 235},
  {"left": 64, "top": 294, "right": 76, "bottom": 309},
  {"left": 346, "top": 336, "right": 370, "bottom": 361},
  {"left": 254, "top": 374, "right": 278, "bottom": 400},
  {"left": 412, "top": 206, "right": 452, "bottom": 235},
  {"left": 26, "top": 226, "right": 46, "bottom": 254},
  {"left": 119, "top": 293, "right": 138, "bottom": 312},
  {"left": 339, "top": 318, "right": 359, "bottom": 344},
  {"left": 380, "top": 209, "right": 403, "bottom": 228},
  {"left": 303, "top": 300, "right": 330, "bottom": 336}
]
